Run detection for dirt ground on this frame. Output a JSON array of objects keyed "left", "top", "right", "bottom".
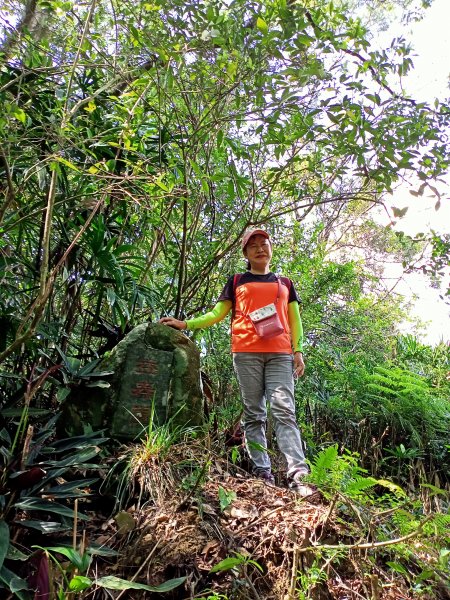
[{"left": 83, "top": 442, "right": 438, "bottom": 600}]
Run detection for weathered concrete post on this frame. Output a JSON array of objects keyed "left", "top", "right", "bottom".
[{"left": 61, "top": 323, "right": 204, "bottom": 439}]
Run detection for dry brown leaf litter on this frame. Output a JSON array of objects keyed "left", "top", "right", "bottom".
[{"left": 84, "top": 449, "right": 431, "bottom": 600}]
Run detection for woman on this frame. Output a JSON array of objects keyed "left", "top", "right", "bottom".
[{"left": 160, "top": 228, "right": 312, "bottom": 495}]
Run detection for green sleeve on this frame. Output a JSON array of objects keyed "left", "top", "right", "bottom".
[
  {"left": 186, "top": 300, "right": 232, "bottom": 330},
  {"left": 288, "top": 301, "right": 304, "bottom": 353}
]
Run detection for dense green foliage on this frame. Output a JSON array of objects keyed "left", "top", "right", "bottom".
[
  {"left": 1, "top": 0, "right": 449, "bottom": 500},
  {"left": 0, "top": 0, "right": 449, "bottom": 597},
  {"left": 1, "top": 0, "right": 449, "bottom": 360}
]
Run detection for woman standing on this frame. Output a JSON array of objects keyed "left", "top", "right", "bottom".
[{"left": 160, "top": 228, "right": 312, "bottom": 496}]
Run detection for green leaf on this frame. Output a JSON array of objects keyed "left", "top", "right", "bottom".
[
  {"left": 218, "top": 486, "right": 236, "bottom": 512},
  {"left": 86, "top": 380, "right": 111, "bottom": 388},
  {"left": 0, "top": 520, "right": 9, "bottom": 570},
  {"left": 200, "top": 179, "right": 209, "bottom": 194},
  {"left": 392, "top": 206, "right": 408, "bottom": 218},
  {"left": 154, "top": 177, "right": 169, "bottom": 191},
  {"left": 0, "top": 565, "right": 30, "bottom": 597},
  {"left": 6, "top": 544, "right": 28, "bottom": 561},
  {"left": 95, "top": 575, "right": 186, "bottom": 592},
  {"left": 386, "top": 561, "right": 409, "bottom": 576},
  {"left": 19, "top": 520, "right": 70, "bottom": 533},
  {"left": 40, "top": 546, "right": 90, "bottom": 571},
  {"left": 256, "top": 16, "right": 268, "bottom": 34},
  {"left": 375, "top": 479, "right": 406, "bottom": 497},
  {"left": 226, "top": 61, "right": 238, "bottom": 80},
  {"left": 87, "top": 545, "right": 118, "bottom": 557},
  {"left": 11, "top": 106, "right": 27, "bottom": 124},
  {"left": 295, "top": 33, "right": 314, "bottom": 46},
  {"left": 247, "top": 440, "right": 267, "bottom": 453},
  {"left": 419, "top": 483, "right": 448, "bottom": 496},
  {"left": 44, "top": 447, "right": 101, "bottom": 468},
  {"left": 45, "top": 478, "right": 98, "bottom": 495},
  {"left": 14, "top": 498, "right": 90, "bottom": 520},
  {"left": 69, "top": 575, "right": 92, "bottom": 592},
  {"left": 57, "top": 387, "right": 71, "bottom": 402},
  {"left": 48, "top": 432, "right": 108, "bottom": 452},
  {"left": 310, "top": 444, "right": 338, "bottom": 485},
  {"left": 0, "top": 408, "right": 51, "bottom": 418},
  {"left": 415, "top": 569, "right": 435, "bottom": 582},
  {"left": 365, "top": 93, "right": 380, "bottom": 105},
  {"left": 54, "top": 157, "right": 81, "bottom": 172},
  {"left": 209, "top": 556, "right": 245, "bottom": 573}
]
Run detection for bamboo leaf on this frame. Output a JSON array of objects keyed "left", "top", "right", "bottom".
[
  {"left": 95, "top": 575, "right": 186, "bottom": 592},
  {"left": 0, "top": 520, "right": 9, "bottom": 570},
  {"left": 0, "top": 565, "right": 30, "bottom": 598},
  {"left": 14, "top": 498, "right": 90, "bottom": 520}
]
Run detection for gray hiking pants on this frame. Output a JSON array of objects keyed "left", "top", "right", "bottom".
[{"left": 232, "top": 352, "right": 308, "bottom": 477}]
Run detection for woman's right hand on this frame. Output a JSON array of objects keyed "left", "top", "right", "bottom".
[{"left": 159, "top": 316, "right": 187, "bottom": 330}]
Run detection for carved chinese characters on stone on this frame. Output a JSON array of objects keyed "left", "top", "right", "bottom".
[
  {"left": 131, "top": 381, "right": 155, "bottom": 397},
  {"left": 135, "top": 359, "right": 158, "bottom": 375},
  {"left": 111, "top": 342, "right": 173, "bottom": 438},
  {"left": 131, "top": 406, "right": 151, "bottom": 424}
]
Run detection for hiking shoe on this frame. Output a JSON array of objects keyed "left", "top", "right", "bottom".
[
  {"left": 288, "top": 472, "right": 317, "bottom": 497},
  {"left": 254, "top": 469, "right": 275, "bottom": 485}
]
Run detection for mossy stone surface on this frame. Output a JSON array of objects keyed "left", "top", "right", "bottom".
[{"left": 60, "top": 323, "right": 204, "bottom": 439}]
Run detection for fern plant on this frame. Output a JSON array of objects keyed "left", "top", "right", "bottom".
[
  {"left": 307, "top": 445, "right": 386, "bottom": 499},
  {"left": 364, "top": 364, "right": 450, "bottom": 483},
  {"left": 366, "top": 365, "right": 446, "bottom": 443},
  {"left": 304, "top": 446, "right": 449, "bottom": 599}
]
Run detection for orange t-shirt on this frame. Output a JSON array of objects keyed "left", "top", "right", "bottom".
[{"left": 218, "top": 272, "right": 299, "bottom": 353}]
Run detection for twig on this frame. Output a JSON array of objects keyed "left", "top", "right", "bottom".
[
  {"left": 330, "top": 566, "right": 367, "bottom": 600},
  {"left": 244, "top": 566, "right": 262, "bottom": 600},
  {"left": 370, "top": 574, "right": 381, "bottom": 600},
  {"left": 317, "top": 493, "right": 338, "bottom": 540},
  {"left": 297, "top": 514, "right": 434, "bottom": 553},
  {"left": 288, "top": 546, "right": 299, "bottom": 599},
  {"left": 372, "top": 499, "right": 412, "bottom": 519},
  {"left": 0, "top": 146, "right": 15, "bottom": 223},
  {"left": 73, "top": 498, "right": 78, "bottom": 551},
  {"left": 114, "top": 541, "right": 161, "bottom": 600},
  {"left": 1, "top": 195, "right": 103, "bottom": 364},
  {"left": 235, "top": 500, "right": 296, "bottom": 534},
  {"left": 336, "top": 490, "right": 365, "bottom": 527},
  {"left": 176, "top": 461, "right": 210, "bottom": 511}
]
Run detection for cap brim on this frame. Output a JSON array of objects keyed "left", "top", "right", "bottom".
[{"left": 241, "top": 229, "right": 270, "bottom": 250}]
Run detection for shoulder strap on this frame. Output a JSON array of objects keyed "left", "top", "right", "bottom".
[
  {"left": 274, "top": 276, "right": 281, "bottom": 305},
  {"left": 280, "top": 276, "right": 291, "bottom": 290},
  {"left": 232, "top": 273, "right": 243, "bottom": 319},
  {"left": 274, "top": 275, "right": 291, "bottom": 305},
  {"left": 233, "top": 273, "right": 242, "bottom": 296}
]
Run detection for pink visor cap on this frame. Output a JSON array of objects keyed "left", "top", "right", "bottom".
[{"left": 241, "top": 228, "right": 270, "bottom": 251}]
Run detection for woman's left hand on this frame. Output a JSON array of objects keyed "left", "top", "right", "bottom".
[{"left": 293, "top": 352, "right": 305, "bottom": 378}]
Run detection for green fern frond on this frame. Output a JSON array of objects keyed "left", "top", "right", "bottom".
[
  {"left": 423, "top": 514, "right": 450, "bottom": 538},
  {"left": 310, "top": 444, "right": 339, "bottom": 486},
  {"left": 344, "top": 476, "right": 378, "bottom": 496},
  {"left": 392, "top": 509, "right": 420, "bottom": 534},
  {"left": 367, "top": 383, "right": 398, "bottom": 397},
  {"left": 376, "top": 479, "right": 407, "bottom": 498}
]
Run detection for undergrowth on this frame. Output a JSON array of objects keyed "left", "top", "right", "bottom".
[
  {"left": 301, "top": 444, "right": 450, "bottom": 599},
  {"left": 1, "top": 404, "right": 448, "bottom": 599}
]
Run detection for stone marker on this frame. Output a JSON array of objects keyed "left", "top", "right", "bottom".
[{"left": 61, "top": 323, "right": 204, "bottom": 439}]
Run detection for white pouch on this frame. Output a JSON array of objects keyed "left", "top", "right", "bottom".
[{"left": 248, "top": 303, "right": 284, "bottom": 339}]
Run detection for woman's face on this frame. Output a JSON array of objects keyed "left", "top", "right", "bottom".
[{"left": 244, "top": 234, "right": 272, "bottom": 268}]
